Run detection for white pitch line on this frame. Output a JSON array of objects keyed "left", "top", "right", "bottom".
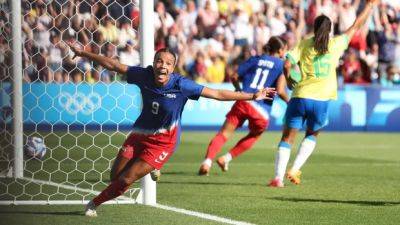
[
  {"left": 7, "top": 177, "right": 256, "bottom": 224},
  {"left": 154, "top": 204, "right": 256, "bottom": 225},
  {"left": 0, "top": 177, "right": 139, "bottom": 205}
]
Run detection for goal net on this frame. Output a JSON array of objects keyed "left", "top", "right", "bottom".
[{"left": 0, "top": 0, "right": 155, "bottom": 205}]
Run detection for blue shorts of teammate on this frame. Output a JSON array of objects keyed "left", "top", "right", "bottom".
[{"left": 284, "top": 98, "right": 330, "bottom": 131}]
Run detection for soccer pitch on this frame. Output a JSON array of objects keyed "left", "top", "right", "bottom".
[{"left": 1, "top": 131, "right": 399, "bottom": 225}]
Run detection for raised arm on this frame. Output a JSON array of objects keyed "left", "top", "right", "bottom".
[
  {"left": 68, "top": 42, "right": 128, "bottom": 74},
  {"left": 295, "top": 1, "right": 305, "bottom": 43},
  {"left": 200, "top": 87, "right": 276, "bottom": 101},
  {"left": 344, "top": 0, "right": 377, "bottom": 39}
]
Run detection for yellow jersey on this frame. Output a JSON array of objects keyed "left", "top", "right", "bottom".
[{"left": 286, "top": 34, "right": 349, "bottom": 100}]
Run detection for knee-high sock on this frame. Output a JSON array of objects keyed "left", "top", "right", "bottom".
[
  {"left": 274, "top": 141, "right": 291, "bottom": 181},
  {"left": 205, "top": 133, "right": 227, "bottom": 160},
  {"left": 229, "top": 133, "right": 259, "bottom": 158},
  {"left": 93, "top": 180, "right": 130, "bottom": 206},
  {"left": 291, "top": 136, "right": 316, "bottom": 171}
]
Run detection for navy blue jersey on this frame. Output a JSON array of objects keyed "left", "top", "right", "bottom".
[
  {"left": 126, "top": 66, "right": 204, "bottom": 135},
  {"left": 237, "top": 55, "right": 284, "bottom": 113}
]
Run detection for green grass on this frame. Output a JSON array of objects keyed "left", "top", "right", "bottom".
[{"left": 1, "top": 131, "right": 399, "bottom": 225}]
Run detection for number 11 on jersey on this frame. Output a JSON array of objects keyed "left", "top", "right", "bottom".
[{"left": 250, "top": 68, "right": 269, "bottom": 89}]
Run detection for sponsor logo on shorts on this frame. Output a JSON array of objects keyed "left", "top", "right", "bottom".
[{"left": 155, "top": 151, "right": 169, "bottom": 163}]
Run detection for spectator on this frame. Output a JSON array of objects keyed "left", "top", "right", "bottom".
[
  {"left": 154, "top": 1, "right": 175, "bottom": 30},
  {"left": 98, "top": 16, "right": 119, "bottom": 43},
  {"left": 189, "top": 51, "right": 208, "bottom": 82},
  {"left": 1, "top": 0, "right": 399, "bottom": 86},
  {"left": 119, "top": 41, "right": 140, "bottom": 67},
  {"left": 363, "top": 43, "right": 379, "bottom": 82},
  {"left": 71, "top": 69, "right": 84, "bottom": 83},
  {"left": 48, "top": 32, "right": 63, "bottom": 74},
  {"left": 342, "top": 49, "right": 362, "bottom": 83},
  {"left": 254, "top": 15, "right": 271, "bottom": 54},
  {"left": 338, "top": 0, "right": 360, "bottom": 33},
  {"left": 54, "top": 71, "right": 64, "bottom": 84},
  {"left": 176, "top": 0, "right": 198, "bottom": 37},
  {"left": 381, "top": 64, "right": 400, "bottom": 86},
  {"left": 196, "top": 0, "right": 219, "bottom": 38},
  {"left": 118, "top": 20, "right": 136, "bottom": 47},
  {"left": 268, "top": 5, "right": 287, "bottom": 36},
  {"left": 206, "top": 51, "right": 226, "bottom": 83}
]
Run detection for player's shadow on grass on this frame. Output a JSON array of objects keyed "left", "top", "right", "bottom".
[
  {"left": 160, "top": 180, "right": 262, "bottom": 187},
  {"left": 0, "top": 210, "right": 83, "bottom": 216},
  {"left": 160, "top": 171, "right": 197, "bottom": 176},
  {"left": 159, "top": 172, "right": 263, "bottom": 186},
  {"left": 271, "top": 197, "right": 400, "bottom": 206}
]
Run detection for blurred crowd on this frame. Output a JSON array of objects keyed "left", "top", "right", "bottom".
[{"left": 0, "top": 0, "right": 399, "bottom": 86}]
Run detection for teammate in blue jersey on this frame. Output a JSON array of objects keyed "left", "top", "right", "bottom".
[
  {"left": 198, "top": 36, "right": 290, "bottom": 175},
  {"left": 68, "top": 44, "right": 276, "bottom": 217}
]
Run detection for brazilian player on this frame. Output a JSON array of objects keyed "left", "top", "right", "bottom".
[{"left": 268, "top": 0, "right": 379, "bottom": 187}]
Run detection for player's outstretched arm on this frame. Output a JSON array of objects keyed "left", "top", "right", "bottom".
[
  {"left": 68, "top": 42, "right": 128, "bottom": 74},
  {"left": 344, "top": 0, "right": 378, "bottom": 39},
  {"left": 200, "top": 87, "right": 276, "bottom": 101}
]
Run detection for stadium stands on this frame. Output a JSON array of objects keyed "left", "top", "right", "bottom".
[{"left": 0, "top": 0, "right": 399, "bottom": 86}]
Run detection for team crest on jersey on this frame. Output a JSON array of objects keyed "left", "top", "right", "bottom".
[{"left": 164, "top": 93, "right": 176, "bottom": 98}]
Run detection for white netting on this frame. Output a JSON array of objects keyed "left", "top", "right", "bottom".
[{"left": 0, "top": 0, "right": 144, "bottom": 204}]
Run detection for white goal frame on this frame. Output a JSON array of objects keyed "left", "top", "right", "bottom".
[{"left": 1, "top": 0, "right": 156, "bottom": 206}]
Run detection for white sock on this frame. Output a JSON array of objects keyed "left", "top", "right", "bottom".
[
  {"left": 291, "top": 137, "right": 316, "bottom": 172},
  {"left": 224, "top": 153, "right": 232, "bottom": 163},
  {"left": 274, "top": 142, "right": 291, "bottom": 181},
  {"left": 202, "top": 158, "right": 212, "bottom": 167}
]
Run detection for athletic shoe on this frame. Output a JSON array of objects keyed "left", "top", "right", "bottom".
[
  {"left": 216, "top": 156, "right": 229, "bottom": 172},
  {"left": 85, "top": 200, "right": 97, "bottom": 217},
  {"left": 150, "top": 169, "right": 161, "bottom": 182},
  {"left": 286, "top": 169, "right": 302, "bottom": 185},
  {"left": 198, "top": 163, "right": 210, "bottom": 176},
  {"left": 267, "top": 178, "right": 284, "bottom": 188}
]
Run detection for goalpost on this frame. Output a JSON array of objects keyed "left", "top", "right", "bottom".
[{"left": 0, "top": 0, "right": 155, "bottom": 205}]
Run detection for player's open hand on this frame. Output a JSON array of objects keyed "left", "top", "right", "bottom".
[
  {"left": 254, "top": 87, "right": 276, "bottom": 101},
  {"left": 67, "top": 42, "right": 83, "bottom": 59}
]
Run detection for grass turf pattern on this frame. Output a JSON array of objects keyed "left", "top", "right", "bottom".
[{"left": 0, "top": 131, "right": 399, "bottom": 225}]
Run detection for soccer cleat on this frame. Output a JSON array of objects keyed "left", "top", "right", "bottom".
[
  {"left": 286, "top": 169, "right": 302, "bottom": 185},
  {"left": 150, "top": 169, "right": 161, "bottom": 182},
  {"left": 216, "top": 156, "right": 229, "bottom": 172},
  {"left": 85, "top": 200, "right": 97, "bottom": 217},
  {"left": 198, "top": 163, "right": 210, "bottom": 176},
  {"left": 267, "top": 178, "right": 284, "bottom": 188}
]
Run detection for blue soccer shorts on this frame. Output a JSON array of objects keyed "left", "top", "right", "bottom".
[{"left": 284, "top": 98, "right": 330, "bottom": 131}]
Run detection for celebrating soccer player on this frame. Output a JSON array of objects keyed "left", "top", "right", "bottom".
[
  {"left": 268, "top": 0, "right": 379, "bottom": 188},
  {"left": 67, "top": 44, "right": 276, "bottom": 216},
  {"left": 198, "top": 36, "right": 290, "bottom": 176}
]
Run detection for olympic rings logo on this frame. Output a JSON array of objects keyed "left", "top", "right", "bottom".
[{"left": 58, "top": 92, "right": 101, "bottom": 115}]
